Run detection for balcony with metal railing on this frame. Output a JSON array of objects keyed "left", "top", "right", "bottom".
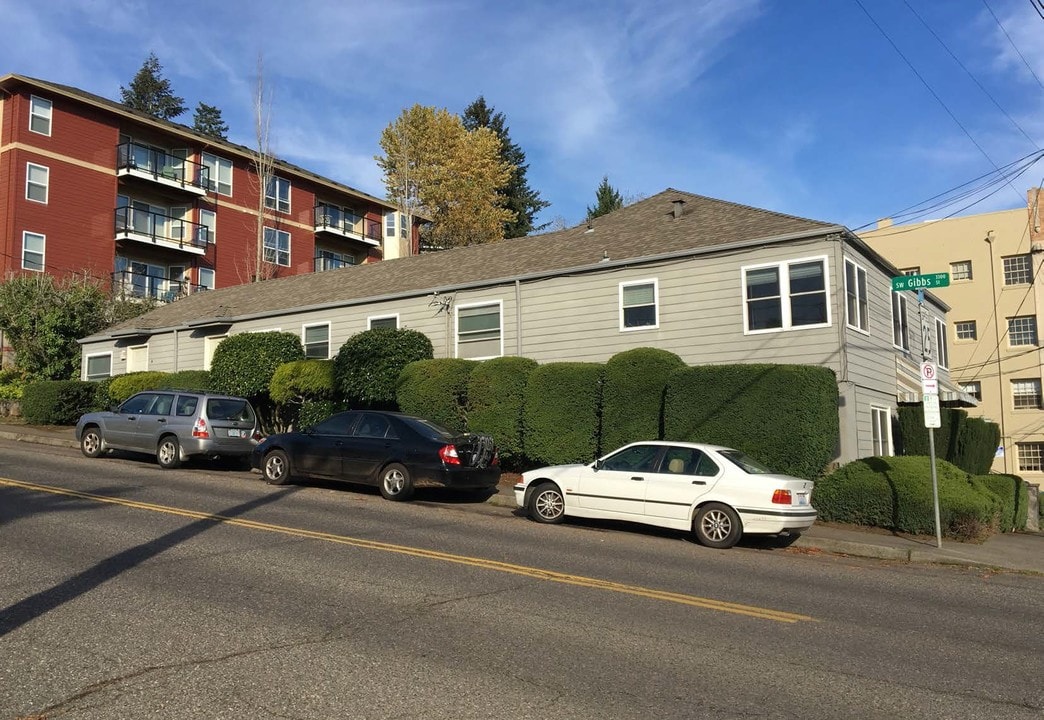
[
  {"left": 116, "top": 141, "right": 210, "bottom": 196},
  {"left": 314, "top": 250, "right": 357, "bottom": 273},
  {"left": 314, "top": 204, "right": 382, "bottom": 248},
  {"left": 111, "top": 270, "right": 205, "bottom": 303},
  {"left": 114, "top": 207, "right": 210, "bottom": 255}
]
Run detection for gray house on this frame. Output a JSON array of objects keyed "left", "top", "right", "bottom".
[{"left": 79, "top": 189, "right": 964, "bottom": 465}]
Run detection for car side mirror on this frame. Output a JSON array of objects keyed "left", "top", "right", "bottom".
[
  {"left": 111, "top": 405, "right": 121, "bottom": 413},
  {"left": 593, "top": 459, "right": 603, "bottom": 471}
]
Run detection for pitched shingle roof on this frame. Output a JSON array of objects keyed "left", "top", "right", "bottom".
[{"left": 86, "top": 189, "right": 841, "bottom": 340}]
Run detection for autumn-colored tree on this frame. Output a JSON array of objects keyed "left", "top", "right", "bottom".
[{"left": 377, "top": 105, "right": 514, "bottom": 249}]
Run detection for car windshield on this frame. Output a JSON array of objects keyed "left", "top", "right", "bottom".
[
  {"left": 398, "top": 415, "right": 455, "bottom": 441},
  {"left": 206, "top": 399, "right": 254, "bottom": 422},
  {"left": 718, "top": 449, "right": 774, "bottom": 474}
]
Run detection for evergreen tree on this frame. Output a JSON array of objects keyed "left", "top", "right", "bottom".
[
  {"left": 193, "top": 102, "right": 228, "bottom": 139},
  {"left": 462, "top": 96, "right": 549, "bottom": 238},
  {"left": 119, "top": 53, "right": 186, "bottom": 120},
  {"left": 586, "top": 175, "right": 624, "bottom": 220}
]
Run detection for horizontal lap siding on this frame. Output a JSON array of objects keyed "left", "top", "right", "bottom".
[{"left": 841, "top": 251, "right": 904, "bottom": 394}]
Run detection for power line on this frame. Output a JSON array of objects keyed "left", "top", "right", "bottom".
[{"left": 981, "top": 0, "right": 1044, "bottom": 89}]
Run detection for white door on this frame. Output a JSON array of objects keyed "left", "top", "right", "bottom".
[
  {"left": 575, "top": 444, "right": 661, "bottom": 517},
  {"left": 644, "top": 446, "right": 723, "bottom": 521},
  {"left": 126, "top": 345, "right": 149, "bottom": 373}
]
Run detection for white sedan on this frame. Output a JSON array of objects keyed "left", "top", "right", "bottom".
[{"left": 514, "top": 441, "right": 816, "bottom": 549}]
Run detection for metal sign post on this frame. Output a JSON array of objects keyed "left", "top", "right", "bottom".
[{"left": 917, "top": 292, "right": 943, "bottom": 549}]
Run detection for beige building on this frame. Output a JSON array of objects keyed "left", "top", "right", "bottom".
[{"left": 861, "top": 188, "right": 1044, "bottom": 478}]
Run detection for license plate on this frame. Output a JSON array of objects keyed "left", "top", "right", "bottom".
[
  {"left": 796, "top": 494, "right": 808, "bottom": 506},
  {"left": 227, "top": 428, "right": 243, "bottom": 438}
]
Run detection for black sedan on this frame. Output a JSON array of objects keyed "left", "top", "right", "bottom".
[{"left": 251, "top": 410, "right": 500, "bottom": 501}]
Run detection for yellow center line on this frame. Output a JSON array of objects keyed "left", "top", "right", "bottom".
[{"left": 1, "top": 477, "right": 815, "bottom": 624}]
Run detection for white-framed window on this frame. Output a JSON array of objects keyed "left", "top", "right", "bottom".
[
  {"left": 871, "top": 406, "right": 892, "bottom": 456},
  {"left": 385, "top": 211, "right": 396, "bottom": 236},
  {"left": 619, "top": 279, "right": 658, "bottom": 330},
  {"left": 29, "top": 95, "right": 52, "bottom": 136},
  {"left": 22, "top": 231, "right": 44, "bottom": 271},
  {"left": 955, "top": 321, "right": 977, "bottom": 341},
  {"left": 1003, "top": 255, "right": 1032, "bottom": 285},
  {"left": 126, "top": 344, "right": 149, "bottom": 373},
  {"left": 742, "top": 257, "right": 829, "bottom": 333},
  {"left": 456, "top": 301, "right": 502, "bottom": 359},
  {"left": 369, "top": 315, "right": 399, "bottom": 330},
  {"left": 891, "top": 293, "right": 910, "bottom": 350},
  {"left": 265, "top": 176, "right": 291, "bottom": 213},
  {"left": 900, "top": 267, "right": 920, "bottom": 276},
  {"left": 203, "top": 335, "right": 227, "bottom": 370},
  {"left": 302, "top": 322, "right": 331, "bottom": 359},
  {"left": 950, "top": 260, "right": 972, "bottom": 281},
  {"left": 1012, "top": 379, "right": 1042, "bottom": 410},
  {"left": 25, "top": 163, "right": 48, "bottom": 203},
  {"left": 1016, "top": 442, "right": 1044, "bottom": 472},
  {"left": 935, "top": 318, "right": 949, "bottom": 369},
  {"left": 1007, "top": 316, "right": 1037, "bottom": 346},
  {"left": 844, "top": 259, "right": 869, "bottom": 333},
  {"left": 198, "top": 267, "right": 215, "bottom": 291},
  {"left": 199, "top": 208, "right": 216, "bottom": 245},
  {"left": 201, "top": 153, "right": 232, "bottom": 196},
  {"left": 960, "top": 381, "right": 982, "bottom": 401},
  {"left": 85, "top": 353, "right": 112, "bottom": 381},
  {"left": 263, "top": 227, "right": 291, "bottom": 266}
]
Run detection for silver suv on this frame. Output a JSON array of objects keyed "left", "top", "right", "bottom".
[{"left": 75, "top": 390, "right": 260, "bottom": 469}]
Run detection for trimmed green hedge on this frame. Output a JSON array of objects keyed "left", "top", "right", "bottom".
[
  {"left": 813, "top": 456, "right": 1001, "bottom": 540},
  {"left": 898, "top": 407, "right": 1000, "bottom": 475},
  {"left": 333, "top": 328, "right": 433, "bottom": 410},
  {"left": 21, "top": 380, "right": 98, "bottom": 425},
  {"left": 600, "top": 348, "right": 685, "bottom": 452},
  {"left": 974, "top": 473, "right": 1028, "bottom": 533},
  {"left": 106, "top": 371, "right": 171, "bottom": 404},
  {"left": 397, "top": 358, "right": 478, "bottom": 433},
  {"left": 663, "top": 364, "right": 838, "bottom": 479},
  {"left": 467, "top": 356, "right": 538, "bottom": 470},
  {"left": 523, "top": 362, "right": 604, "bottom": 466},
  {"left": 299, "top": 399, "right": 342, "bottom": 428},
  {"left": 269, "top": 360, "right": 334, "bottom": 405},
  {"left": 210, "top": 331, "right": 305, "bottom": 399},
  {"left": 165, "top": 370, "right": 212, "bottom": 393}
]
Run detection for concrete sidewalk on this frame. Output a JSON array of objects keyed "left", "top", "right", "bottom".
[{"left": 2, "top": 421, "right": 1041, "bottom": 574}]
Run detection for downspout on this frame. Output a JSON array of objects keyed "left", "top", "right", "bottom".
[
  {"left": 515, "top": 279, "right": 522, "bottom": 356},
  {"left": 173, "top": 329, "right": 179, "bottom": 372},
  {"left": 986, "top": 231, "right": 1008, "bottom": 473}
]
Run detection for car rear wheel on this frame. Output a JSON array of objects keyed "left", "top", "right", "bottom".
[
  {"left": 528, "top": 483, "right": 565, "bottom": 524},
  {"left": 80, "top": 426, "right": 103, "bottom": 458},
  {"left": 694, "top": 503, "right": 742, "bottom": 549},
  {"left": 157, "top": 436, "right": 181, "bottom": 469},
  {"left": 379, "top": 463, "right": 414, "bottom": 501},
  {"left": 263, "top": 450, "right": 292, "bottom": 485}
]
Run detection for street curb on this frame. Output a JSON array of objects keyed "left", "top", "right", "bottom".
[
  {"left": 791, "top": 534, "right": 911, "bottom": 561},
  {"left": 0, "top": 430, "right": 78, "bottom": 450}
]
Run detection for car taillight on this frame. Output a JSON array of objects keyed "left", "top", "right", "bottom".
[
  {"left": 492, "top": 449, "right": 500, "bottom": 466},
  {"left": 439, "top": 444, "right": 461, "bottom": 465},
  {"left": 771, "top": 489, "right": 792, "bottom": 505},
  {"left": 192, "top": 418, "right": 210, "bottom": 439},
  {"left": 252, "top": 431, "right": 264, "bottom": 442}
]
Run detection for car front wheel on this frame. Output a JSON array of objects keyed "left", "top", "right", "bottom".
[
  {"left": 263, "top": 450, "right": 292, "bottom": 485},
  {"left": 80, "top": 427, "right": 103, "bottom": 458},
  {"left": 157, "top": 436, "right": 181, "bottom": 469},
  {"left": 694, "top": 503, "right": 742, "bottom": 549},
  {"left": 528, "top": 483, "right": 565, "bottom": 524},
  {"left": 379, "top": 463, "right": 414, "bottom": 501}
]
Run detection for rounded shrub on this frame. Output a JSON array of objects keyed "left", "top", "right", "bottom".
[
  {"left": 20, "top": 380, "right": 97, "bottom": 425},
  {"left": 973, "top": 473, "right": 1028, "bottom": 533},
  {"left": 165, "top": 370, "right": 212, "bottom": 392},
  {"left": 269, "top": 360, "right": 335, "bottom": 405},
  {"left": 106, "top": 371, "right": 171, "bottom": 404},
  {"left": 333, "top": 328, "right": 433, "bottom": 410},
  {"left": 600, "top": 347, "right": 685, "bottom": 451},
  {"left": 467, "top": 356, "right": 539, "bottom": 470},
  {"left": 522, "top": 362, "right": 604, "bottom": 467},
  {"left": 396, "top": 358, "right": 477, "bottom": 433},
  {"left": 210, "top": 332, "right": 305, "bottom": 400}
]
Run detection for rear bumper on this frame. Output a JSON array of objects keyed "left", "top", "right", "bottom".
[
  {"left": 417, "top": 465, "right": 501, "bottom": 489},
  {"left": 739, "top": 508, "right": 818, "bottom": 535},
  {"left": 180, "top": 437, "right": 257, "bottom": 458}
]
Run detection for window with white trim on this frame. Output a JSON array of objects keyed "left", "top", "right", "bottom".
[
  {"left": 85, "top": 353, "right": 112, "bottom": 381},
  {"left": 457, "top": 302, "right": 502, "bottom": 359},
  {"left": 935, "top": 318, "right": 949, "bottom": 369},
  {"left": 369, "top": 315, "right": 398, "bottom": 330},
  {"left": 22, "top": 231, "right": 44, "bottom": 271},
  {"left": 844, "top": 259, "right": 868, "bottom": 332},
  {"left": 201, "top": 153, "right": 232, "bottom": 195},
  {"left": 1007, "top": 316, "right": 1037, "bottom": 346},
  {"left": 265, "top": 176, "right": 291, "bottom": 213},
  {"left": 891, "top": 293, "right": 909, "bottom": 350},
  {"left": 1012, "top": 379, "right": 1042, "bottom": 410},
  {"left": 955, "top": 321, "right": 976, "bottom": 341},
  {"left": 619, "top": 279, "right": 658, "bottom": 330},
  {"left": 950, "top": 260, "right": 972, "bottom": 281},
  {"left": 126, "top": 344, "right": 149, "bottom": 373},
  {"left": 198, "top": 267, "right": 215, "bottom": 291},
  {"left": 871, "top": 406, "right": 892, "bottom": 456},
  {"left": 303, "top": 323, "right": 330, "bottom": 359},
  {"left": 900, "top": 267, "right": 920, "bottom": 276},
  {"left": 199, "top": 208, "right": 216, "bottom": 245},
  {"left": 1003, "top": 255, "right": 1032, "bottom": 285},
  {"left": 30, "top": 95, "right": 52, "bottom": 135},
  {"left": 960, "top": 381, "right": 981, "bottom": 401},
  {"left": 25, "top": 163, "right": 48, "bottom": 203},
  {"left": 385, "top": 211, "right": 396, "bottom": 236},
  {"left": 263, "top": 227, "right": 291, "bottom": 266},
  {"left": 1017, "top": 442, "right": 1044, "bottom": 472},
  {"left": 743, "top": 257, "right": 828, "bottom": 332}
]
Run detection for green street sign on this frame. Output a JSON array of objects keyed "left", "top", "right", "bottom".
[{"left": 891, "top": 272, "right": 950, "bottom": 292}]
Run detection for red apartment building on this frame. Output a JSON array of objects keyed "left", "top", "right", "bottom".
[{"left": 0, "top": 73, "right": 418, "bottom": 312}]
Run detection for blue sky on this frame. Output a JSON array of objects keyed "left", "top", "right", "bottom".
[{"left": 3, "top": 0, "right": 1041, "bottom": 231}]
